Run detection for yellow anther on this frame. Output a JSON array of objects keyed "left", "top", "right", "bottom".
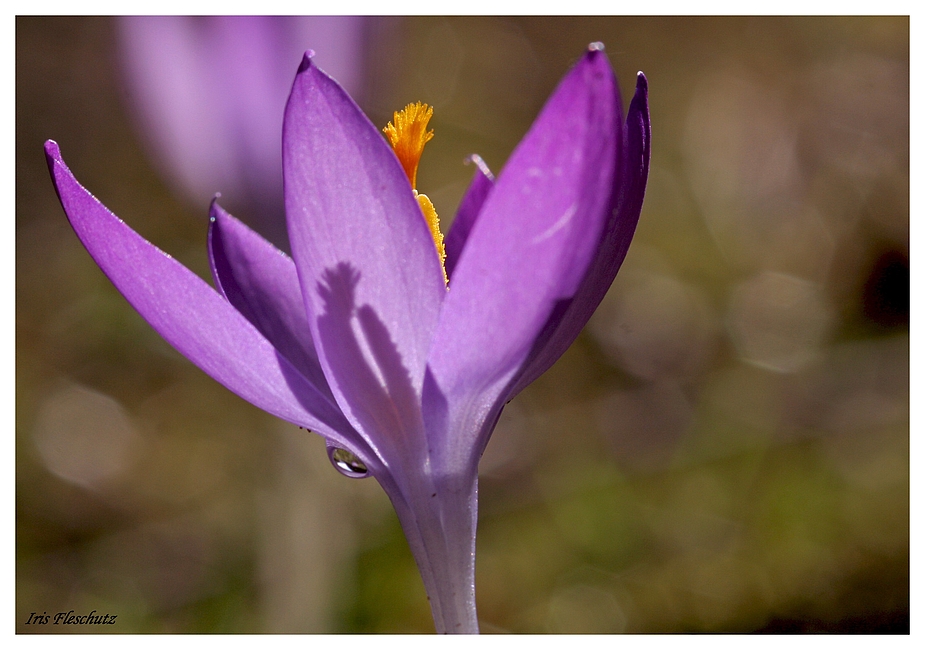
[
  {"left": 383, "top": 102, "right": 434, "bottom": 190},
  {"left": 383, "top": 102, "right": 447, "bottom": 284},
  {"left": 415, "top": 191, "right": 447, "bottom": 284}
]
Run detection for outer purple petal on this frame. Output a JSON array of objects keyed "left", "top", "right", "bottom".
[
  {"left": 45, "top": 140, "right": 356, "bottom": 449},
  {"left": 283, "top": 53, "right": 445, "bottom": 445},
  {"left": 508, "top": 72, "right": 651, "bottom": 397},
  {"left": 424, "top": 48, "right": 620, "bottom": 473},
  {"left": 444, "top": 155, "right": 494, "bottom": 280},
  {"left": 207, "top": 202, "right": 333, "bottom": 399}
]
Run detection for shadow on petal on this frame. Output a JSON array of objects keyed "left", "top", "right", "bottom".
[
  {"left": 315, "top": 262, "right": 425, "bottom": 456},
  {"left": 357, "top": 304, "right": 420, "bottom": 442}
]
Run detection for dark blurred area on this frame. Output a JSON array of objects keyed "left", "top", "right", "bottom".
[{"left": 17, "top": 16, "right": 908, "bottom": 633}]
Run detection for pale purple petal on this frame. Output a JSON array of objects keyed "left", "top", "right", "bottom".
[
  {"left": 119, "top": 17, "right": 224, "bottom": 207},
  {"left": 424, "top": 48, "right": 620, "bottom": 473},
  {"left": 283, "top": 53, "right": 445, "bottom": 445},
  {"left": 445, "top": 155, "right": 494, "bottom": 280},
  {"left": 507, "top": 72, "right": 651, "bottom": 397},
  {"left": 207, "top": 201, "right": 333, "bottom": 399},
  {"left": 118, "top": 17, "right": 366, "bottom": 204},
  {"left": 118, "top": 16, "right": 367, "bottom": 249},
  {"left": 45, "top": 140, "right": 356, "bottom": 449}
]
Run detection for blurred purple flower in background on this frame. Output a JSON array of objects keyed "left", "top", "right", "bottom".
[
  {"left": 45, "top": 43, "right": 649, "bottom": 633},
  {"left": 118, "top": 16, "right": 366, "bottom": 249}
]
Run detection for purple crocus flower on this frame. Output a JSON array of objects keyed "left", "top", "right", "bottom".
[{"left": 45, "top": 43, "right": 649, "bottom": 633}]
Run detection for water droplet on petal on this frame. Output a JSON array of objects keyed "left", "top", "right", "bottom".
[{"left": 327, "top": 446, "right": 369, "bottom": 478}]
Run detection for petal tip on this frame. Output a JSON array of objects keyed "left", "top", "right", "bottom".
[
  {"left": 582, "top": 42, "right": 607, "bottom": 65},
  {"left": 209, "top": 195, "right": 232, "bottom": 222},
  {"left": 297, "top": 49, "right": 316, "bottom": 73},
  {"left": 578, "top": 42, "right": 614, "bottom": 80},
  {"left": 464, "top": 154, "right": 494, "bottom": 181},
  {"left": 43, "top": 140, "right": 67, "bottom": 195},
  {"left": 44, "top": 140, "right": 64, "bottom": 172},
  {"left": 636, "top": 71, "right": 648, "bottom": 91}
]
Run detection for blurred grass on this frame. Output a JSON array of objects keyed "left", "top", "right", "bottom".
[{"left": 17, "top": 16, "right": 908, "bottom": 633}]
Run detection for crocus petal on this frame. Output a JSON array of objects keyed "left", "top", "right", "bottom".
[
  {"left": 45, "top": 140, "right": 356, "bottom": 449},
  {"left": 444, "top": 155, "right": 494, "bottom": 280},
  {"left": 424, "top": 48, "right": 620, "bottom": 473},
  {"left": 207, "top": 201, "right": 333, "bottom": 399},
  {"left": 508, "top": 72, "right": 651, "bottom": 397},
  {"left": 283, "top": 53, "right": 445, "bottom": 444}
]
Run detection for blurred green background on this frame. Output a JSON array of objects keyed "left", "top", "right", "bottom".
[{"left": 17, "top": 16, "right": 908, "bottom": 633}]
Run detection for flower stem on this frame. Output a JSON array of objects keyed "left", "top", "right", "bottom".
[{"left": 383, "top": 472, "right": 480, "bottom": 633}]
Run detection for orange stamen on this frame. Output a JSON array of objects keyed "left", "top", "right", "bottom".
[{"left": 383, "top": 103, "right": 446, "bottom": 284}]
